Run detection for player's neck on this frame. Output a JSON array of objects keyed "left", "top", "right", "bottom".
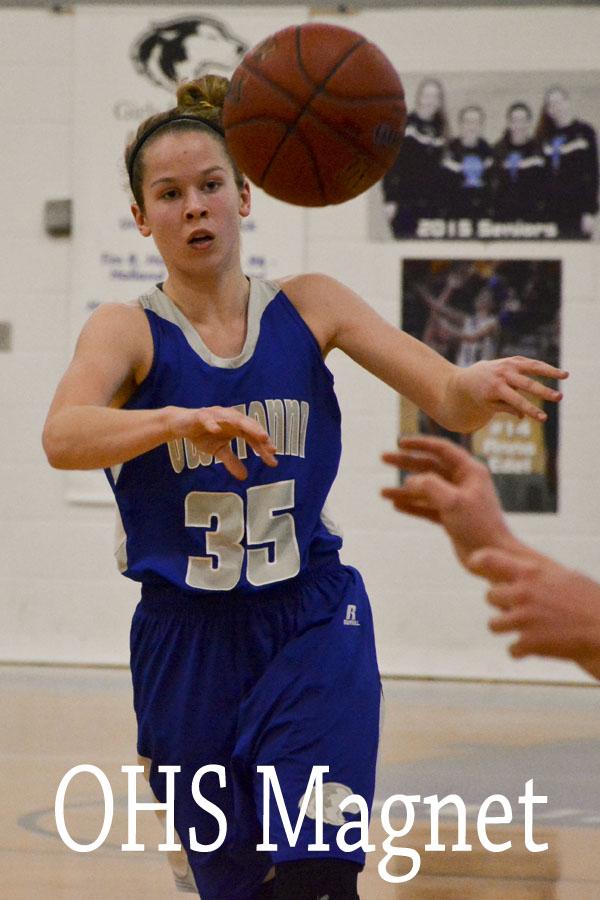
[
  {"left": 554, "top": 115, "right": 573, "bottom": 129},
  {"left": 163, "top": 266, "right": 250, "bottom": 326}
]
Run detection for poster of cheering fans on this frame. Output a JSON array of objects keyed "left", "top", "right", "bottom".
[
  {"left": 369, "top": 71, "right": 600, "bottom": 242},
  {"left": 400, "top": 259, "right": 561, "bottom": 512},
  {"left": 69, "top": 5, "right": 306, "bottom": 503}
]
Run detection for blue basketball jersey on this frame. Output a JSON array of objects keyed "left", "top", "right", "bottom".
[{"left": 105, "top": 277, "right": 343, "bottom": 593}]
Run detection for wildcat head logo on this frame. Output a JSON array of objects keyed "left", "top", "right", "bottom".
[{"left": 131, "top": 16, "right": 247, "bottom": 91}]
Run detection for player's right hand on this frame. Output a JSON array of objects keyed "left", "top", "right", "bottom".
[{"left": 169, "top": 405, "right": 278, "bottom": 480}]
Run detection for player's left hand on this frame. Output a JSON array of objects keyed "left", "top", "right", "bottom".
[
  {"left": 451, "top": 357, "right": 568, "bottom": 431},
  {"left": 468, "top": 547, "right": 600, "bottom": 679}
]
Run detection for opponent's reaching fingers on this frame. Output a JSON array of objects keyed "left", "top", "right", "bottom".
[
  {"left": 381, "top": 450, "right": 447, "bottom": 478},
  {"left": 507, "top": 635, "right": 567, "bottom": 660},
  {"left": 397, "top": 435, "right": 474, "bottom": 475},
  {"left": 467, "top": 547, "right": 531, "bottom": 582},
  {"left": 485, "top": 583, "right": 522, "bottom": 610},
  {"left": 389, "top": 471, "right": 459, "bottom": 512},
  {"left": 508, "top": 640, "right": 529, "bottom": 659},
  {"left": 488, "top": 607, "right": 528, "bottom": 634},
  {"left": 380, "top": 487, "right": 442, "bottom": 524}
]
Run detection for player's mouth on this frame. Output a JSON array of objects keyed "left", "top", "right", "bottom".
[{"left": 187, "top": 230, "right": 215, "bottom": 248}]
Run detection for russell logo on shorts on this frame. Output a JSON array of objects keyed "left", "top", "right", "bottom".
[{"left": 343, "top": 604, "right": 360, "bottom": 626}]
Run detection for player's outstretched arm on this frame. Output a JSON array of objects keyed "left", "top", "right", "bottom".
[
  {"left": 468, "top": 547, "right": 600, "bottom": 681},
  {"left": 42, "top": 304, "right": 277, "bottom": 477},
  {"left": 280, "top": 273, "right": 567, "bottom": 433},
  {"left": 381, "top": 435, "right": 522, "bottom": 564}
]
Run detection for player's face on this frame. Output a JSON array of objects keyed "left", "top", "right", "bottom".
[
  {"left": 132, "top": 130, "right": 250, "bottom": 275},
  {"left": 416, "top": 82, "right": 442, "bottom": 120},
  {"left": 545, "top": 89, "right": 571, "bottom": 125},
  {"left": 508, "top": 109, "right": 531, "bottom": 145},
  {"left": 460, "top": 110, "right": 483, "bottom": 144}
]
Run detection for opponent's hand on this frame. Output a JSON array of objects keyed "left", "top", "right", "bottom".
[
  {"left": 381, "top": 435, "right": 517, "bottom": 565},
  {"left": 468, "top": 547, "right": 600, "bottom": 679},
  {"left": 450, "top": 357, "right": 568, "bottom": 431},
  {"left": 170, "top": 406, "right": 278, "bottom": 480}
]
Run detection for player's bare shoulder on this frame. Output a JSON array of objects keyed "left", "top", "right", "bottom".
[
  {"left": 276, "top": 273, "right": 349, "bottom": 355},
  {"left": 77, "top": 299, "right": 153, "bottom": 386}
]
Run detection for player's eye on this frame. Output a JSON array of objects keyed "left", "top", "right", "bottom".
[
  {"left": 161, "top": 189, "right": 179, "bottom": 200},
  {"left": 204, "top": 180, "right": 222, "bottom": 193}
]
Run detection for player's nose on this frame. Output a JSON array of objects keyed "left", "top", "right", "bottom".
[{"left": 184, "top": 189, "right": 208, "bottom": 220}]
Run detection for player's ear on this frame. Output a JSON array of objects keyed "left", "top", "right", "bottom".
[
  {"left": 238, "top": 178, "right": 251, "bottom": 218},
  {"left": 131, "top": 203, "right": 152, "bottom": 237}
]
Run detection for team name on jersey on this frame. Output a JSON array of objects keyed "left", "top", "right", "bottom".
[{"left": 167, "top": 398, "right": 310, "bottom": 474}]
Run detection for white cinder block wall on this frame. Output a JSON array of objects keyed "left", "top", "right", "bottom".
[
  {"left": 0, "top": 9, "right": 139, "bottom": 665},
  {"left": 1, "top": 6, "right": 599, "bottom": 682}
]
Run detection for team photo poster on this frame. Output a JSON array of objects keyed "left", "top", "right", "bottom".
[
  {"left": 369, "top": 71, "right": 599, "bottom": 242},
  {"left": 400, "top": 259, "right": 561, "bottom": 513}
]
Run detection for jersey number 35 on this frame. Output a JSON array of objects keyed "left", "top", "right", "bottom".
[{"left": 185, "top": 479, "right": 300, "bottom": 591}]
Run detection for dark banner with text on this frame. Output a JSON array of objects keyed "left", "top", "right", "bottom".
[{"left": 369, "top": 72, "right": 599, "bottom": 242}]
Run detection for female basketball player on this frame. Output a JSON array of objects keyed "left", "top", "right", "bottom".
[
  {"left": 535, "top": 85, "right": 599, "bottom": 239},
  {"left": 441, "top": 105, "right": 494, "bottom": 226},
  {"left": 42, "top": 76, "right": 566, "bottom": 900},
  {"left": 493, "top": 102, "right": 546, "bottom": 224},
  {"left": 381, "top": 77, "right": 448, "bottom": 238}
]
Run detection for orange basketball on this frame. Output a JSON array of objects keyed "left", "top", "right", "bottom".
[{"left": 222, "top": 23, "right": 406, "bottom": 207}]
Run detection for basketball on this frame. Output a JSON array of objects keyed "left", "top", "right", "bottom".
[{"left": 222, "top": 23, "right": 406, "bottom": 207}]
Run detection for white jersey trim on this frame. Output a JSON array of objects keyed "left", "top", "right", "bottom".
[
  {"left": 501, "top": 155, "right": 545, "bottom": 170},
  {"left": 442, "top": 155, "right": 493, "bottom": 173},
  {"left": 543, "top": 136, "right": 590, "bottom": 157},
  {"left": 139, "top": 276, "right": 279, "bottom": 369},
  {"left": 114, "top": 508, "right": 128, "bottom": 573},
  {"left": 320, "top": 501, "right": 343, "bottom": 538},
  {"left": 110, "top": 462, "right": 123, "bottom": 484},
  {"left": 404, "top": 124, "right": 445, "bottom": 148}
]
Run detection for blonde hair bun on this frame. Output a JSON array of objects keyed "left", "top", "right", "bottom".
[{"left": 176, "top": 75, "right": 230, "bottom": 125}]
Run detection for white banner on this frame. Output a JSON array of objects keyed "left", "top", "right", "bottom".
[{"left": 69, "top": 5, "right": 307, "bottom": 503}]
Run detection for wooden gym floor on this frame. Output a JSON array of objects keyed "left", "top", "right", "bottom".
[{"left": 2, "top": 665, "right": 599, "bottom": 899}]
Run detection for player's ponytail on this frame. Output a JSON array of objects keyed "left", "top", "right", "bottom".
[
  {"left": 125, "top": 74, "right": 244, "bottom": 210},
  {"left": 176, "top": 75, "right": 229, "bottom": 126}
]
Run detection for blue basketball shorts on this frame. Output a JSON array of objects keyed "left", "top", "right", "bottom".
[{"left": 130, "top": 557, "right": 381, "bottom": 900}]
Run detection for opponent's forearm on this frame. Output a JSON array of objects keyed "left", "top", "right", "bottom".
[{"left": 43, "top": 405, "right": 176, "bottom": 470}]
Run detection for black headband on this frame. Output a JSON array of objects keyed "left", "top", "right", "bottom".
[{"left": 127, "top": 114, "right": 225, "bottom": 187}]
